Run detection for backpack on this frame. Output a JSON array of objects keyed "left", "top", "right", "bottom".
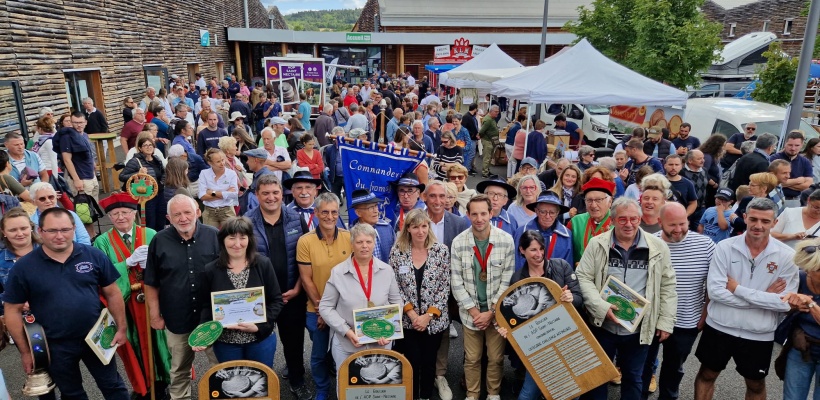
[
  {"left": 719, "top": 161, "right": 738, "bottom": 189},
  {"left": 72, "top": 192, "right": 104, "bottom": 224}
]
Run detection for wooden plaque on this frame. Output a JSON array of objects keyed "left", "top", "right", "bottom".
[
  {"left": 198, "top": 360, "right": 280, "bottom": 400},
  {"left": 338, "top": 349, "right": 412, "bottom": 400},
  {"left": 495, "top": 277, "right": 618, "bottom": 400}
]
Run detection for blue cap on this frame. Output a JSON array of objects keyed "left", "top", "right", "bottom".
[
  {"left": 270, "top": 117, "right": 287, "bottom": 125},
  {"left": 527, "top": 191, "right": 569, "bottom": 213},
  {"left": 350, "top": 189, "right": 380, "bottom": 207},
  {"left": 520, "top": 157, "right": 538, "bottom": 169},
  {"left": 243, "top": 148, "right": 269, "bottom": 159}
]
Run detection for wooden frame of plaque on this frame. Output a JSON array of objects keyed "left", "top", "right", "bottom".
[
  {"left": 338, "top": 349, "right": 412, "bottom": 400},
  {"left": 495, "top": 277, "right": 618, "bottom": 400},
  {"left": 197, "top": 360, "right": 280, "bottom": 400}
]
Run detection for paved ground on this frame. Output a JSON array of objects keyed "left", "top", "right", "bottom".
[{"left": 0, "top": 145, "right": 809, "bottom": 399}]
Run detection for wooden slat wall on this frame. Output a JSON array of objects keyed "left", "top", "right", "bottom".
[{"left": 0, "top": 0, "right": 274, "bottom": 136}]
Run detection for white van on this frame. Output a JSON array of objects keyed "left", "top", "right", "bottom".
[
  {"left": 683, "top": 98, "right": 818, "bottom": 143},
  {"left": 542, "top": 103, "right": 612, "bottom": 147}
]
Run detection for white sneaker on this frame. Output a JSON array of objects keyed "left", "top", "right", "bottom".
[
  {"left": 449, "top": 323, "right": 458, "bottom": 338},
  {"left": 486, "top": 396, "right": 501, "bottom": 400},
  {"left": 434, "top": 376, "right": 453, "bottom": 400}
]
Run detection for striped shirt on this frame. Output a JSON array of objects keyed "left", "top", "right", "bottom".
[{"left": 655, "top": 230, "right": 715, "bottom": 329}]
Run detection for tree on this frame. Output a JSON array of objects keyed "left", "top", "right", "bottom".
[
  {"left": 752, "top": 42, "right": 799, "bottom": 106},
  {"left": 566, "top": 0, "right": 722, "bottom": 89}
]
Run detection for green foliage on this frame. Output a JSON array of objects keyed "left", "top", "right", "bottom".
[
  {"left": 284, "top": 9, "right": 362, "bottom": 32},
  {"left": 801, "top": 0, "right": 820, "bottom": 58},
  {"left": 752, "top": 42, "right": 799, "bottom": 106},
  {"left": 565, "top": 0, "right": 722, "bottom": 89}
]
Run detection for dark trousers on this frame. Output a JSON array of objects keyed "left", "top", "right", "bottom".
[
  {"left": 278, "top": 292, "right": 308, "bottom": 388},
  {"left": 47, "top": 338, "right": 129, "bottom": 400},
  {"left": 402, "top": 330, "right": 444, "bottom": 399},
  {"left": 582, "top": 328, "right": 649, "bottom": 400},
  {"left": 330, "top": 177, "right": 344, "bottom": 205},
  {"left": 688, "top": 208, "right": 705, "bottom": 232},
  {"left": 641, "top": 327, "right": 700, "bottom": 400}
]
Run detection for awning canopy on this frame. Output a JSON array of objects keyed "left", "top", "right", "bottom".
[
  {"left": 439, "top": 43, "right": 524, "bottom": 89},
  {"left": 424, "top": 64, "right": 460, "bottom": 73},
  {"left": 491, "top": 39, "right": 688, "bottom": 106}
]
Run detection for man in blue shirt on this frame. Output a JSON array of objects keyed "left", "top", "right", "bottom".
[
  {"left": 4, "top": 207, "right": 129, "bottom": 400},
  {"left": 554, "top": 113, "right": 584, "bottom": 147},
  {"left": 671, "top": 122, "right": 700, "bottom": 156},
  {"left": 386, "top": 108, "right": 403, "bottom": 143},
  {"left": 172, "top": 86, "right": 194, "bottom": 111},
  {"left": 621, "top": 138, "right": 664, "bottom": 185},
  {"left": 297, "top": 93, "right": 312, "bottom": 131},
  {"left": 769, "top": 130, "right": 814, "bottom": 207},
  {"left": 196, "top": 112, "right": 228, "bottom": 156}
]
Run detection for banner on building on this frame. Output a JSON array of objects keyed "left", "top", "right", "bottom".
[
  {"left": 199, "top": 30, "right": 210, "bottom": 47},
  {"left": 433, "top": 38, "right": 485, "bottom": 64},
  {"left": 338, "top": 137, "right": 425, "bottom": 225}
]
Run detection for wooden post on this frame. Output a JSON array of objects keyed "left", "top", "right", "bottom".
[
  {"left": 281, "top": 43, "right": 288, "bottom": 56},
  {"left": 234, "top": 42, "right": 243, "bottom": 80},
  {"left": 379, "top": 111, "right": 386, "bottom": 144},
  {"left": 397, "top": 45, "right": 405, "bottom": 76}
]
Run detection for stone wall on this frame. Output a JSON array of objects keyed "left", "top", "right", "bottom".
[{"left": 0, "top": 0, "right": 275, "bottom": 137}]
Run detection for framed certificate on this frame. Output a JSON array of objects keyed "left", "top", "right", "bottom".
[
  {"left": 211, "top": 287, "right": 266, "bottom": 326},
  {"left": 352, "top": 304, "right": 404, "bottom": 345},
  {"left": 85, "top": 308, "right": 118, "bottom": 365},
  {"left": 600, "top": 276, "right": 650, "bottom": 333}
]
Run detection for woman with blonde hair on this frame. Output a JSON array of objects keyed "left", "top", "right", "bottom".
[
  {"left": 508, "top": 175, "right": 540, "bottom": 227},
  {"left": 732, "top": 172, "right": 780, "bottom": 235},
  {"left": 781, "top": 239, "right": 820, "bottom": 399},
  {"left": 218, "top": 135, "right": 249, "bottom": 192},
  {"left": 388, "top": 209, "right": 450, "bottom": 400},
  {"left": 442, "top": 181, "right": 461, "bottom": 216},
  {"left": 446, "top": 163, "right": 475, "bottom": 214},
  {"left": 550, "top": 164, "right": 582, "bottom": 222}
]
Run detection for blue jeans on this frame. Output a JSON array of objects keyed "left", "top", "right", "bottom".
[
  {"left": 518, "top": 372, "right": 541, "bottom": 400},
  {"left": 306, "top": 311, "right": 332, "bottom": 396},
  {"left": 583, "top": 328, "right": 649, "bottom": 400},
  {"left": 212, "top": 333, "right": 277, "bottom": 368},
  {"left": 641, "top": 327, "right": 699, "bottom": 400},
  {"left": 784, "top": 348, "right": 820, "bottom": 400},
  {"left": 47, "top": 338, "right": 129, "bottom": 400}
]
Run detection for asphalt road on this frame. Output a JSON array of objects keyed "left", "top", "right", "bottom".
[{"left": 0, "top": 146, "right": 808, "bottom": 399}]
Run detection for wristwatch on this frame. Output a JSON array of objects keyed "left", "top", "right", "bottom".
[
  {"left": 809, "top": 302, "right": 817, "bottom": 309},
  {"left": 427, "top": 312, "right": 434, "bottom": 318}
]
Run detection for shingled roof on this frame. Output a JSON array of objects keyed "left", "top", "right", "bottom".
[
  {"left": 353, "top": 0, "right": 380, "bottom": 32},
  {"left": 268, "top": 6, "right": 288, "bottom": 29}
]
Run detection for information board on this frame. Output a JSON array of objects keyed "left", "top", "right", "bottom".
[
  {"left": 338, "top": 349, "right": 412, "bottom": 400},
  {"left": 198, "top": 360, "right": 280, "bottom": 400},
  {"left": 496, "top": 277, "right": 618, "bottom": 400}
]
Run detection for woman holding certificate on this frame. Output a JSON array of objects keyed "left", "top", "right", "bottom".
[
  {"left": 319, "top": 223, "right": 403, "bottom": 376},
  {"left": 388, "top": 209, "right": 450, "bottom": 400},
  {"left": 195, "top": 217, "right": 283, "bottom": 367}
]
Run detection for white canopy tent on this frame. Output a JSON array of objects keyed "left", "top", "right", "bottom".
[
  {"left": 491, "top": 39, "right": 688, "bottom": 106},
  {"left": 439, "top": 43, "right": 524, "bottom": 89}
]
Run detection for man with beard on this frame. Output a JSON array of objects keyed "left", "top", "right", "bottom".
[
  {"left": 246, "top": 175, "right": 311, "bottom": 399},
  {"left": 93, "top": 193, "right": 171, "bottom": 398},
  {"left": 451, "top": 195, "right": 515, "bottom": 400},
  {"left": 672, "top": 123, "right": 700, "bottom": 157},
  {"left": 349, "top": 188, "right": 394, "bottom": 263},
  {"left": 514, "top": 191, "right": 573, "bottom": 269},
  {"left": 284, "top": 171, "right": 345, "bottom": 230},
  {"left": 144, "top": 195, "right": 220, "bottom": 400},
  {"left": 576, "top": 197, "right": 677, "bottom": 400},
  {"left": 664, "top": 155, "right": 698, "bottom": 216},
  {"left": 681, "top": 150, "right": 709, "bottom": 230},
  {"left": 640, "top": 202, "right": 714, "bottom": 399},
  {"left": 643, "top": 126, "right": 675, "bottom": 160},
  {"left": 694, "top": 198, "right": 797, "bottom": 400},
  {"left": 721, "top": 122, "right": 757, "bottom": 169},
  {"left": 621, "top": 138, "right": 664, "bottom": 186},
  {"left": 476, "top": 178, "right": 517, "bottom": 237},
  {"left": 567, "top": 178, "right": 615, "bottom": 264},
  {"left": 392, "top": 172, "right": 427, "bottom": 231},
  {"left": 769, "top": 130, "right": 813, "bottom": 208}
]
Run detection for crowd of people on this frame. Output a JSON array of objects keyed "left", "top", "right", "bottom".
[{"left": 2, "top": 70, "right": 820, "bottom": 400}]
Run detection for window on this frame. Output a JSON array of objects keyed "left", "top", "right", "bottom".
[
  {"left": 215, "top": 62, "right": 224, "bottom": 83},
  {"left": 729, "top": 23, "right": 736, "bottom": 37},
  {"left": 713, "top": 119, "right": 740, "bottom": 138},
  {"left": 64, "top": 70, "right": 105, "bottom": 116},
  {"left": 762, "top": 20, "right": 770, "bottom": 32},
  {"left": 784, "top": 19, "right": 794, "bottom": 35},
  {"left": 143, "top": 66, "right": 169, "bottom": 92},
  {"left": 0, "top": 81, "right": 28, "bottom": 143}
]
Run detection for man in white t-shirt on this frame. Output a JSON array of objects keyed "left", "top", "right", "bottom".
[
  {"left": 406, "top": 72, "right": 416, "bottom": 87},
  {"left": 259, "top": 127, "right": 291, "bottom": 180}
]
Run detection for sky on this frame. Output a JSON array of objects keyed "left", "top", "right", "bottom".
[{"left": 262, "top": 0, "right": 366, "bottom": 15}]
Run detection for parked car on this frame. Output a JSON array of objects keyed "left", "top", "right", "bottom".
[{"left": 687, "top": 81, "right": 754, "bottom": 99}]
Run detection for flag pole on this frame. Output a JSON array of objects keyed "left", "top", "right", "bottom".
[{"left": 329, "top": 134, "right": 434, "bottom": 158}]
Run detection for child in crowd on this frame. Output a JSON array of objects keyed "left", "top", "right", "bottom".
[
  {"left": 699, "top": 188, "right": 737, "bottom": 243},
  {"left": 731, "top": 185, "right": 749, "bottom": 213}
]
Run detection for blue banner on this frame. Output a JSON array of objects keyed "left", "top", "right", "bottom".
[{"left": 339, "top": 137, "right": 425, "bottom": 225}]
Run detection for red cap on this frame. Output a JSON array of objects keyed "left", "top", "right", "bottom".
[
  {"left": 581, "top": 177, "right": 616, "bottom": 197},
  {"left": 98, "top": 193, "right": 139, "bottom": 213}
]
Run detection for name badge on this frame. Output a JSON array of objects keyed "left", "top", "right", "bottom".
[{"left": 398, "top": 265, "right": 411, "bottom": 274}]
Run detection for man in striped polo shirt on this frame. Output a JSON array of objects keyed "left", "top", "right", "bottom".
[{"left": 641, "top": 202, "right": 715, "bottom": 399}]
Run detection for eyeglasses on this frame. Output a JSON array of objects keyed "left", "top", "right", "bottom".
[
  {"left": 37, "top": 195, "right": 56, "bottom": 202},
  {"left": 536, "top": 209, "right": 558, "bottom": 217},
  {"left": 585, "top": 196, "right": 610, "bottom": 205},
  {"left": 615, "top": 216, "right": 641, "bottom": 226},
  {"left": 520, "top": 185, "right": 538, "bottom": 192},
  {"left": 486, "top": 192, "right": 508, "bottom": 200},
  {"left": 41, "top": 228, "right": 73, "bottom": 235},
  {"left": 319, "top": 210, "right": 339, "bottom": 217},
  {"left": 746, "top": 127, "right": 756, "bottom": 131},
  {"left": 583, "top": 153, "right": 595, "bottom": 157},
  {"left": 109, "top": 211, "right": 135, "bottom": 219},
  {"left": 448, "top": 175, "right": 465, "bottom": 181},
  {"left": 441, "top": 140, "right": 450, "bottom": 145},
  {"left": 805, "top": 245, "right": 819, "bottom": 254},
  {"left": 141, "top": 143, "right": 155, "bottom": 148},
  {"left": 398, "top": 189, "right": 419, "bottom": 196}
]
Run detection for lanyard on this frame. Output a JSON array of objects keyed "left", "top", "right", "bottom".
[
  {"left": 473, "top": 243, "right": 494, "bottom": 273},
  {"left": 353, "top": 257, "right": 374, "bottom": 302},
  {"left": 398, "top": 208, "right": 406, "bottom": 231},
  {"left": 495, "top": 217, "right": 503, "bottom": 229},
  {"left": 546, "top": 232, "right": 558, "bottom": 259}
]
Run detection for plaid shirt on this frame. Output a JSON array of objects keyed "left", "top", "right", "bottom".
[
  {"left": 450, "top": 226, "right": 516, "bottom": 331},
  {"left": 769, "top": 186, "right": 786, "bottom": 216}
]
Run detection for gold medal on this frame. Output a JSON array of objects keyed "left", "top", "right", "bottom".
[
  {"left": 479, "top": 271, "right": 487, "bottom": 282},
  {"left": 367, "top": 301, "right": 375, "bottom": 308}
]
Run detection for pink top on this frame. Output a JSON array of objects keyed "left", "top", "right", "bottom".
[{"left": 513, "top": 129, "right": 527, "bottom": 160}]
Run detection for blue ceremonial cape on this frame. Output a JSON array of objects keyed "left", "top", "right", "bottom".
[{"left": 338, "top": 137, "right": 425, "bottom": 225}]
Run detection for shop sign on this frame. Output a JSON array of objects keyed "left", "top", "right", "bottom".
[
  {"left": 346, "top": 33, "right": 372, "bottom": 43},
  {"left": 434, "top": 38, "right": 485, "bottom": 63}
]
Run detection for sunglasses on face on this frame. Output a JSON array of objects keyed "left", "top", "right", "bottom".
[
  {"left": 746, "top": 127, "right": 756, "bottom": 131},
  {"left": 37, "top": 195, "right": 56, "bottom": 202}
]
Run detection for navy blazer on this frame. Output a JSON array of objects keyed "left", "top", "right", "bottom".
[{"left": 440, "top": 211, "right": 471, "bottom": 249}]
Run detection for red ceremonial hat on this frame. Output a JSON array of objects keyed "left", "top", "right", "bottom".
[
  {"left": 581, "top": 177, "right": 616, "bottom": 197},
  {"left": 99, "top": 193, "right": 139, "bottom": 213}
]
